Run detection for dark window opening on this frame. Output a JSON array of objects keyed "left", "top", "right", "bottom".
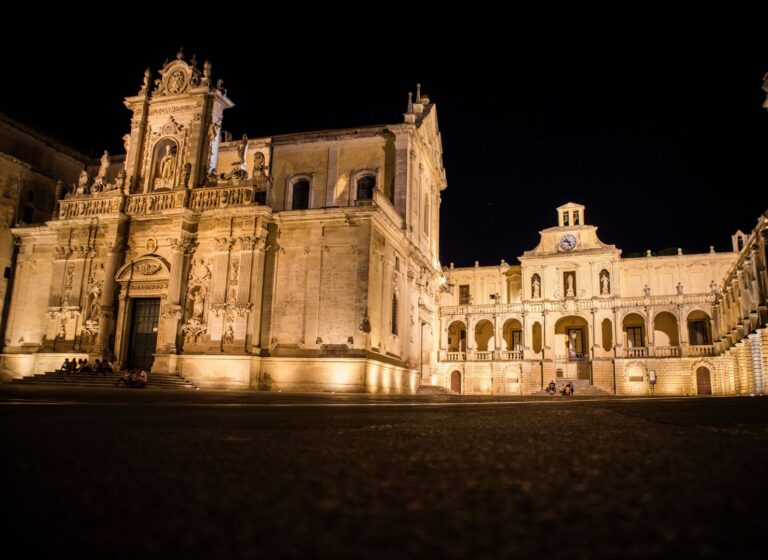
[
  {"left": 291, "top": 180, "right": 309, "bottom": 210},
  {"left": 357, "top": 175, "right": 374, "bottom": 201},
  {"left": 459, "top": 284, "right": 471, "bottom": 305},
  {"left": 626, "top": 326, "right": 644, "bottom": 348}
]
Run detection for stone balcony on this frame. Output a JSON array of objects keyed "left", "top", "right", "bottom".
[
  {"left": 441, "top": 350, "right": 524, "bottom": 362},
  {"left": 617, "top": 345, "right": 715, "bottom": 358}
]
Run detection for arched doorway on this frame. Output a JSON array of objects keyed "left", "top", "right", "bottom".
[
  {"left": 653, "top": 311, "right": 680, "bottom": 356},
  {"left": 554, "top": 316, "right": 590, "bottom": 359},
  {"left": 502, "top": 318, "right": 523, "bottom": 354},
  {"left": 447, "top": 320, "right": 467, "bottom": 352},
  {"left": 687, "top": 311, "right": 713, "bottom": 346},
  {"left": 622, "top": 313, "right": 646, "bottom": 356},
  {"left": 474, "top": 319, "right": 494, "bottom": 351},
  {"left": 450, "top": 370, "right": 462, "bottom": 394},
  {"left": 696, "top": 366, "right": 712, "bottom": 395}
]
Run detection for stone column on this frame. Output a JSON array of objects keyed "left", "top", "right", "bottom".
[
  {"left": 163, "top": 236, "right": 196, "bottom": 353},
  {"left": 94, "top": 242, "right": 125, "bottom": 359}
]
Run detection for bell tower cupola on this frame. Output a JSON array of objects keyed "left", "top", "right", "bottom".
[{"left": 122, "top": 49, "right": 234, "bottom": 194}]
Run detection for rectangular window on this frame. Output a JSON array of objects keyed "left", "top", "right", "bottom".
[
  {"left": 563, "top": 212, "right": 570, "bottom": 226},
  {"left": 459, "top": 284, "right": 471, "bottom": 305},
  {"left": 27, "top": 191, "right": 35, "bottom": 202},
  {"left": 391, "top": 293, "right": 399, "bottom": 336},
  {"left": 511, "top": 330, "right": 522, "bottom": 350},
  {"left": 395, "top": 256, "right": 400, "bottom": 272},
  {"left": 573, "top": 210, "right": 580, "bottom": 225},
  {"left": 688, "top": 321, "right": 708, "bottom": 345},
  {"left": 22, "top": 206, "right": 34, "bottom": 224},
  {"left": 625, "top": 326, "right": 644, "bottom": 348}
]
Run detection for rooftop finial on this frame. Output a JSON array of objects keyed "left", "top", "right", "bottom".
[
  {"left": 176, "top": 47, "right": 184, "bottom": 60},
  {"left": 140, "top": 68, "right": 152, "bottom": 93},
  {"left": 416, "top": 83, "right": 422, "bottom": 101},
  {"left": 407, "top": 91, "right": 413, "bottom": 113},
  {"left": 190, "top": 54, "right": 198, "bottom": 67}
]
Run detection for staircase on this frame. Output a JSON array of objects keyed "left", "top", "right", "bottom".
[
  {"left": 533, "top": 378, "right": 612, "bottom": 397},
  {"left": 10, "top": 370, "right": 196, "bottom": 389}
]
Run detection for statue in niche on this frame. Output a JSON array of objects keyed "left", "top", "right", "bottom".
[
  {"left": 155, "top": 145, "right": 176, "bottom": 189},
  {"left": 223, "top": 324, "right": 234, "bottom": 344},
  {"left": 531, "top": 275, "right": 540, "bottom": 299},
  {"left": 566, "top": 273, "right": 575, "bottom": 297},
  {"left": 192, "top": 289, "right": 205, "bottom": 320},
  {"left": 600, "top": 272, "right": 610, "bottom": 295},
  {"left": 87, "top": 264, "right": 105, "bottom": 321}
]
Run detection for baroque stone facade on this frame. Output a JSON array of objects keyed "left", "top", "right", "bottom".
[
  {"left": 0, "top": 53, "right": 445, "bottom": 393},
  {"left": 0, "top": 54, "right": 766, "bottom": 396},
  {"left": 436, "top": 203, "right": 768, "bottom": 396}
]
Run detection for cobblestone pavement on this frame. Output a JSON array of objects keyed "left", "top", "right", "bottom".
[{"left": 1, "top": 385, "right": 766, "bottom": 559}]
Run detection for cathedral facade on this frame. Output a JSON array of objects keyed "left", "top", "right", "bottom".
[
  {"left": 0, "top": 54, "right": 445, "bottom": 392},
  {"left": 0, "top": 54, "right": 765, "bottom": 396}
]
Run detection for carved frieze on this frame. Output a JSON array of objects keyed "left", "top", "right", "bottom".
[{"left": 133, "top": 262, "right": 162, "bottom": 276}]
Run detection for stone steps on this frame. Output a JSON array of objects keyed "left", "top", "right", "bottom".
[
  {"left": 10, "top": 371, "right": 196, "bottom": 389},
  {"left": 531, "top": 378, "right": 611, "bottom": 397}
]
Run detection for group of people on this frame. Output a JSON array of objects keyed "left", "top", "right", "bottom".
[
  {"left": 115, "top": 369, "right": 148, "bottom": 389},
  {"left": 58, "top": 358, "right": 113, "bottom": 375},
  {"left": 545, "top": 380, "right": 576, "bottom": 396}
]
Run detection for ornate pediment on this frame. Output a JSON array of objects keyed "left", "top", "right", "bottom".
[{"left": 153, "top": 53, "right": 205, "bottom": 97}]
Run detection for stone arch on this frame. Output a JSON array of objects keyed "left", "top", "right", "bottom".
[
  {"left": 353, "top": 170, "right": 376, "bottom": 202},
  {"left": 687, "top": 309, "right": 713, "bottom": 345},
  {"left": 622, "top": 312, "right": 646, "bottom": 348},
  {"left": 286, "top": 174, "right": 312, "bottom": 210},
  {"left": 653, "top": 310, "right": 679, "bottom": 347},
  {"left": 502, "top": 318, "right": 523, "bottom": 351},
  {"left": 447, "top": 320, "right": 467, "bottom": 352},
  {"left": 554, "top": 315, "right": 590, "bottom": 358},
  {"left": 474, "top": 319, "right": 494, "bottom": 351},
  {"left": 115, "top": 255, "right": 171, "bottom": 283},
  {"left": 695, "top": 365, "right": 712, "bottom": 395}
]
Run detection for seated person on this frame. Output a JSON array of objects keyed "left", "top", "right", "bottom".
[
  {"left": 58, "top": 358, "right": 71, "bottom": 375},
  {"left": 137, "top": 370, "right": 148, "bottom": 388},
  {"left": 546, "top": 380, "right": 557, "bottom": 394},
  {"left": 115, "top": 370, "right": 131, "bottom": 388},
  {"left": 79, "top": 359, "right": 93, "bottom": 374},
  {"left": 102, "top": 361, "right": 114, "bottom": 374}
]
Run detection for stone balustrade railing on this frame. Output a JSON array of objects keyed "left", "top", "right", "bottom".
[
  {"left": 189, "top": 185, "right": 256, "bottom": 211},
  {"left": 441, "top": 350, "right": 524, "bottom": 362},
  {"left": 125, "top": 191, "right": 187, "bottom": 215},
  {"left": 57, "top": 183, "right": 266, "bottom": 221},
  {"left": 59, "top": 194, "right": 123, "bottom": 219},
  {"left": 689, "top": 345, "right": 716, "bottom": 357},
  {"left": 440, "top": 293, "right": 715, "bottom": 317}
]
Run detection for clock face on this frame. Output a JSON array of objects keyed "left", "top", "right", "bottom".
[{"left": 560, "top": 234, "right": 577, "bottom": 251}]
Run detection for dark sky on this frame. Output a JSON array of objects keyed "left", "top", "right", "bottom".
[{"left": 2, "top": 4, "right": 767, "bottom": 266}]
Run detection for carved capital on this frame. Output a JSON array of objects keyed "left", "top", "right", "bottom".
[
  {"left": 169, "top": 236, "right": 198, "bottom": 255},
  {"left": 214, "top": 236, "right": 236, "bottom": 252}
]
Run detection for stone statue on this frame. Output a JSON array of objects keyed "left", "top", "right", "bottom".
[
  {"left": 192, "top": 290, "right": 205, "bottom": 319},
  {"left": 88, "top": 284, "right": 102, "bottom": 320},
  {"left": 252, "top": 151, "right": 266, "bottom": 177},
  {"left": 566, "top": 274, "right": 575, "bottom": 297},
  {"left": 532, "top": 276, "right": 540, "bottom": 298},
  {"left": 190, "top": 258, "right": 211, "bottom": 285},
  {"left": 159, "top": 145, "right": 176, "bottom": 182},
  {"left": 76, "top": 170, "right": 90, "bottom": 195},
  {"left": 123, "top": 134, "right": 131, "bottom": 159},
  {"left": 600, "top": 273, "right": 610, "bottom": 295},
  {"left": 97, "top": 150, "right": 110, "bottom": 179},
  {"left": 237, "top": 134, "right": 248, "bottom": 163}
]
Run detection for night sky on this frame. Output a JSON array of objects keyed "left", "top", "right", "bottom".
[{"left": 2, "top": 5, "right": 766, "bottom": 267}]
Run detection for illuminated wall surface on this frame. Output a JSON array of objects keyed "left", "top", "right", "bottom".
[{"left": 0, "top": 55, "right": 766, "bottom": 395}]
